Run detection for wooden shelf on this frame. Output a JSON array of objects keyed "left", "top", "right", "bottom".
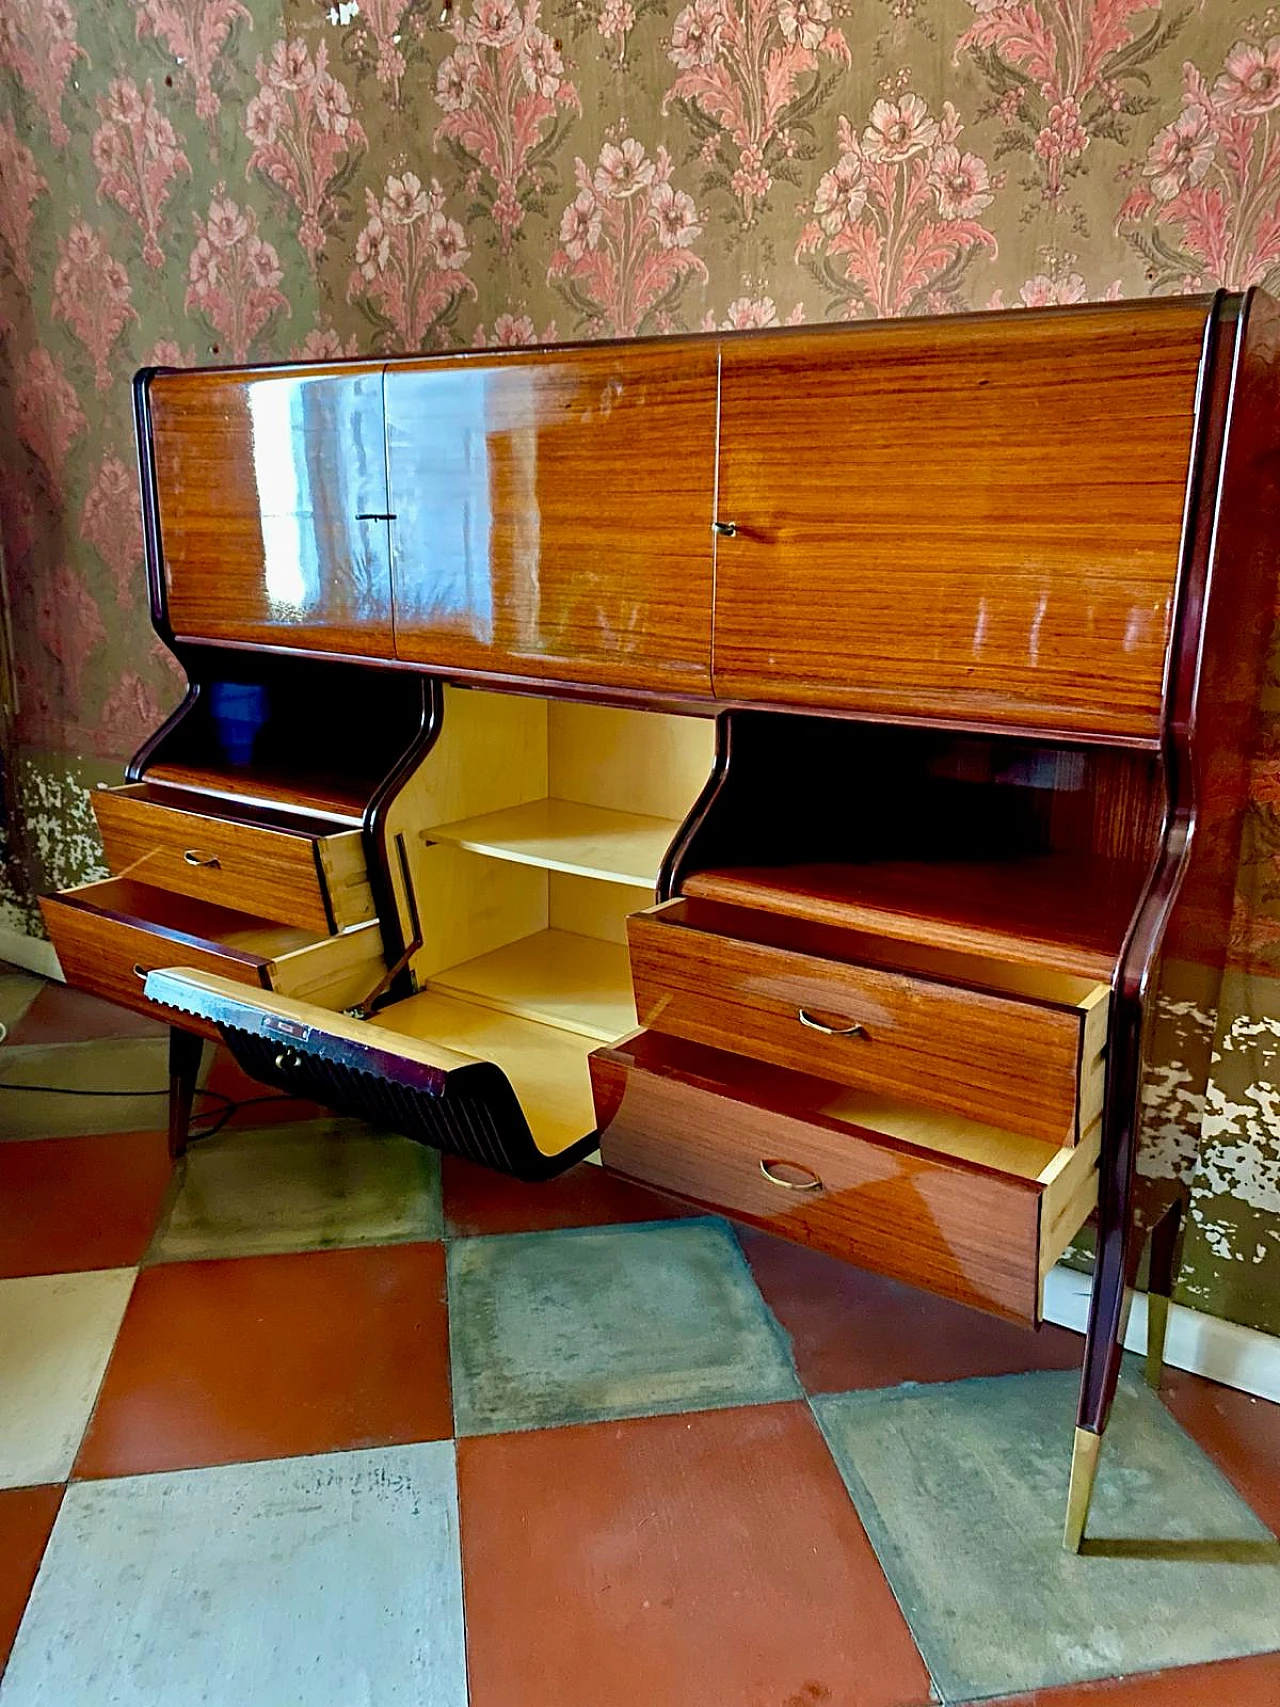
[
  {"left": 429, "top": 929, "right": 636, "bottom": 1043},
  {"left": 145, "top": 761, "right": 367, "bottom": 823},
  {"left": 683, "top": 854, "right": 1143, "bottom": 980},
  {"left": 425, "top": 798, "right": 677, "bottom": 888},
  {"left": 373, "top": 991, "right": 597, "bottom": 1157}
]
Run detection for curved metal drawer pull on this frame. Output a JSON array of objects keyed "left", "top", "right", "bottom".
[
  {"left": 183, "top": 849, "right": 221, "bottom": 869},
  {"left": 797, "top": 1008, "right": 868, "bottom": 1038},
  {"left": 273, "top": 1050, "right": 303, "bottom": 1072},
  {"left": 760, "top": 1158, "right": 823, "bottom": 1192},
  {"left": 132, "top": 963, "right": 148, "bottom": 981}
]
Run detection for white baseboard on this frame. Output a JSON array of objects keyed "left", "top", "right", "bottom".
[
  {"left": 0, "top": 928, "right": 62, "bottom": 981},
  {"left": 1043, "top": 1264, "right": 1280, "bottom": 1404}
]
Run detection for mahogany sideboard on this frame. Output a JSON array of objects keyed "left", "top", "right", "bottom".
[{"left": 41, "top": 292, "right": 1280, "bottom": 1550}]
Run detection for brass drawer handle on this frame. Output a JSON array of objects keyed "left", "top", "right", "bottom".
[
  {"left": 183, "top": 849, "right": 221, "bottom": 869},
  {"left": 132, "top": 963, "right": 148, "bottom": 981},
  {"left": 760, "top": 1158, "right": 823, "bottom": 1192},
  {"left": 797, "top": 1008, "right": 868, "bottom": 1039},
  {"left": 274, "top": 1050, "right": 303, "bottom": 1072}
]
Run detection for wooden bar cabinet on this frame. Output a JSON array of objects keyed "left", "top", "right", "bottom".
[{"left": 41, "top": 291, "right": 1280, "bottom": 1550}]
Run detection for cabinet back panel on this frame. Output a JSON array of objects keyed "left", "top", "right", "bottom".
[
  {"left": 714, "top": 301, "right": 1212, "bottom": 736},
  {"left": 150, "top": 366, "right": 394, "bottom": 656},
  {"left": 386, "top": 343, "right": 717, "bottom": 692},
  {"left": 548, "top": 702, "right": 716, "bottom": 819}
]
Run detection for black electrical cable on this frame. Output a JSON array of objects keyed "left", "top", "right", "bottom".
[{"left": 0, "top": 1080, "right": 304, "bottom": 1146}]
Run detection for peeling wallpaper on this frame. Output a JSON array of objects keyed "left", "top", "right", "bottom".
[{"left": 1, "top": 0, "right": 1280, "bottom": 1333}]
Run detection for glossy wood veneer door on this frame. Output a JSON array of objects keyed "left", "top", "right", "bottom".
[
  {"left": 714, "top": 301, "right": 1213, "bottom": 737},
  {"left": 148, "top": 364, "right": 394, "bottom": 656},
  {"left": 386, "top": 343, "right": 717, "bottom": 693}
]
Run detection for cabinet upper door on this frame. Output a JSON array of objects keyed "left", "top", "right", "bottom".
[
  {"left": 386, "top": 342, "right": 717, "bottom": 694},
  {"left": 146, "top": 365, "right": 394, "bottom": 657},
  {"left": 713, "top": 301, "right": 1214, "bottom": 738}
]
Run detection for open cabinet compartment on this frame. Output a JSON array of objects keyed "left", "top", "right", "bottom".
[
  {"left": 580, "top": 709, "right": 1160, "bottom": 1321},
  {"left": 145, "top": 685, "right": 717, "bottom": 1174}
]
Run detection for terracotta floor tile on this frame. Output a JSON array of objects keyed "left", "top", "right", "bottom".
[
  {"left": 986, "top": 1649, "right": 1280, "bottom": 1705},
  {"left": 0, "top": 1485, "right": 63, "bottom": 1677},
  {"left": 74, "top": 1243, "right": 451, "bottom": 1478},
  {"left": 442, "top": 1152, "right": 685, "bottom": 1238},
  {"left": 0, "top": 1131, "right": 171, "bottom": 1278},
  {"left": 458, "top": 1401, "right": 933, "bottom": 1707},
  {"left": 1163, "top": 1369, "right": 1280, "bottom": 1533},
  {"left": 5, "top": 983, "right": 164, "bottom": 1048},
  {"left": 739, "top": 1225, "right": 1083, "bottom": 1393},
  {"left": 200, "top": 1048, "right": 332, "bottom": 1129}
]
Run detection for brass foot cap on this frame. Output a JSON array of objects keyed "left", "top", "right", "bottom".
[{"left": 1063, "top": 1427, "right": 1102, "bottom": 1554}]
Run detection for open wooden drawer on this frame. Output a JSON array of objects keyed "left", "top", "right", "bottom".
[
  {"left": 40, "top": 878, "right": 384, "bottom": 1038},
  {"left": 140, "top": 968, "right": 600, "bottom": 1180},
  {"left": 592, "top": 1030, "right": 1101, "bottom": 1324},
  {"left": 628, "top": 897, "right": 1110, "bottom": 1147},
  {"left": 91, "top": 782, "right": 374, "bottom": 935}
]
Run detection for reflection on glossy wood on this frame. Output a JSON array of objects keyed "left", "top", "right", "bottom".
[
  {"left": 148, "top": 364, "right": 394, "bottom": 655},
  {"left": 593, "top": 1031, "right": 1050, "bottom": 1322},
  {"left": 386, "top": 343, "right": 717, "bottom": 691},
  {"left": 627, "top": 903, "right": 1107, "bottom": 1145},
  {"left": 714, "top": 301, "right": 1213, "bottom": 736}
]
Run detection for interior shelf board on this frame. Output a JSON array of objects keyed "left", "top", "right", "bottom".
[
  {"left": 682, "top": 854, "right": 1140, "bottom": 980},
  {"left": 424, "top": 798, "right": 677, "bottom": 887},
  {"left": 428, "top": 929, "right": 636, "bottom": 1043},
  {"left": 372, "top": 990, "right": 597, "bottom": 1157}
]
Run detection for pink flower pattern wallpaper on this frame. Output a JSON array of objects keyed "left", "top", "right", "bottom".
[{"left": 2, "top": 0, "right": 1280, "bottom": 1332}]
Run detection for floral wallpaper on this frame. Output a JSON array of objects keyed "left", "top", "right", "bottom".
[{"left": 2, "top": 0, "right": 1280, "bottom": 1335}]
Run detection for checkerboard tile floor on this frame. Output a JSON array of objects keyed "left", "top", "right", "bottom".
[{"left": 2, "top": 969, "right": 1279, "bottom": 1706}]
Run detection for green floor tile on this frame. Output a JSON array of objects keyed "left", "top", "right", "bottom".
[
  {"left": 0, "top": 1040, "right": 204, "bottom": 1139},
  {"left": 814, "top": 1369, "right": 1280, "bottom": 1703},
  {"left": 149, "top": 1118, "right": 442, "bottom": 1261},
  {"left": 0, "top": 1444, "right": 467, "bottom": 1706},
  {"left": 0, "top": 973, "right": 41, "bottom": 1036},
  {"left": 448, "top": 1217, "right": 800, "bottom": 1435}
]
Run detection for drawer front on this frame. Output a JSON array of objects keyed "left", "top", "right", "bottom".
[
  {"left": 628, "top": 912, "right": 1089, "bottom": 1146},
  {"left": 92, "top": 788, "right": 373, "bottom": 934},
  {"left": 41, "top": 892, "right": 270, "bottom": 1038},
  {"left": 593, "top": 1035, "right": 1046, "bottom": 1322}
]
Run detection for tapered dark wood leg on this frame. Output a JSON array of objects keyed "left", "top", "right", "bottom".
[
  {"left": 167, "top": 1026, "right": 205, "bottom": 1161},
  {"left": 1144, "top": 1196, "right": 1186, "bottom": 1391},
  {"left": 1065, "top": 1000, "right": 1145, "bottom": 1554}
]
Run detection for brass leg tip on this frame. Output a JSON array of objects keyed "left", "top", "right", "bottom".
[
  {"left": 1145, "top": 1292, "right": 1171, "bottom": 1390},
  {"left": 1063, "top": 1427, "right": 1102, "bottom": 1554}
]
